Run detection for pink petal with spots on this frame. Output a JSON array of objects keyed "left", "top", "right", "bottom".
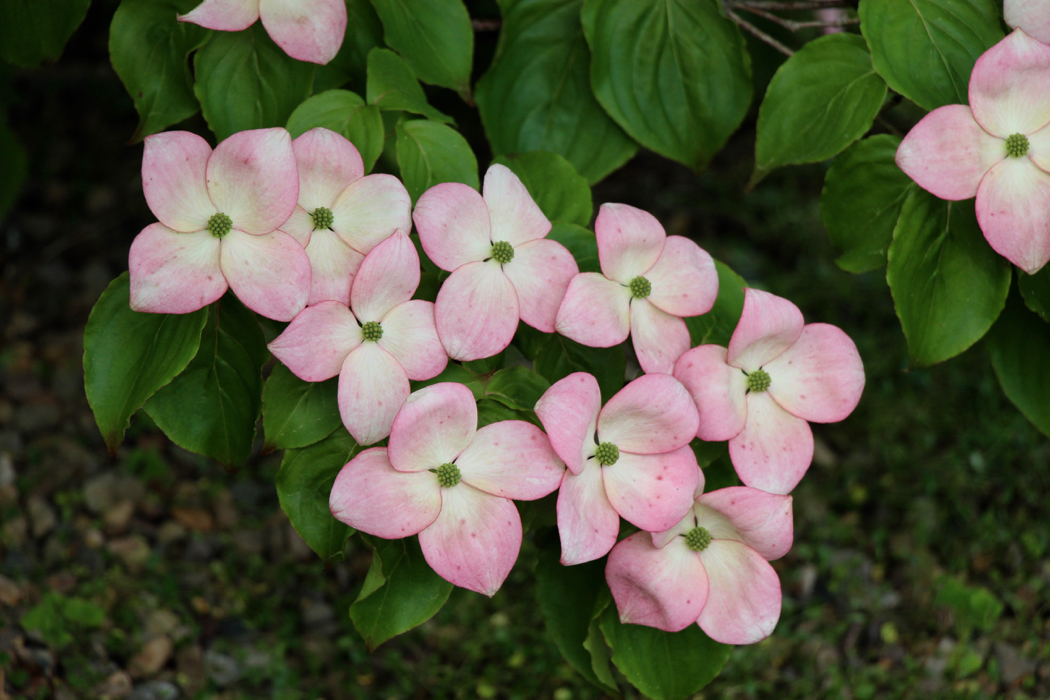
[
  {"left": 503, "top": 238, "right": 578, "bottom": 333},
  {"left": 388, "top": 383, "right": 477, "bottom": 473},
  {"left": 219, "top": 228, "right": 310, "bottom": 321},
  {"left": 727, "top": 288, "right": 804, "bottom": 371},
  {"left": 555, "top": 272, "right": 632, "bottom": 348},
  {"left": 674, "top": 345, "right": 748, "bottom": 442},
  {"left": 645, "top": 236, "right": 718, "bottom": 317},
  {"left": 413, "top": 182, "right": 492, "bottom": 271},
  {"left": 483, "top": 163, "right": 551, "bottom": 247},
  {"left": 697, "top": 540, "right": 782, "bottom": 645},
  {"left": 695, "top": 487, "right": 794, "bottom": 561},
  {"left": 434, "top": 260, "right": 518, "bottom": 361},
  {"left": 337, "top": 342, "right": 410, "bottom": 446},
  {"left": 606, "top": 531, "right": 708, "bottom": 633},
  {"left": 377, "top": 300, "right": 447, "bottom": 381},
  {"left": 329, "top": 447, "right": 441, "bottom": 538},
  {"left": 729, "top": 392, "right": 813, "bottom": 495},
  {"left": 975, "top": 155, "right": 1050, "bottom": 274},
  {"left": 418, "top": 485, "right": 522, "bottom": 597},
  {"left": 206, "top": 128, "right": 299, "bottom": 235},
  {"left": 457, "top": 421, "right": 565, "bottom": 500},
  {"left": 969, "top": 29, "right": 1050, "bottom": 138},
  {"left": 1005, "top": 0, "right": 1050, "bottom": 44},
  {"left": 268, "top": 300, "right": 361, "bottom": 381},
  {"left": 603, "top": 447, "right": 698, "bottom": 533},
  {"left": 259, "top": 0, "right": 347, "bottom": 65},
  {"left": 630, "top": 298, "right": 692, "bottom": 375},
  {"left": 128, "top": 224, "right": 226, "bottom": 314},
  {"left": 179, "top": 0, "right": 259, "bottom": 30},
  {"left": 292, "top": 127, "right": 363, "bottom": 212},
  {"left": 895, "top": 105, "right": 1004, "bottom": 201},
  {"left": 557, "top": 462, "right": 620, "bottom": 565},
  {"left": 303, "top": 230, "right": 365, "bottom": 306},
  {"left": 595, "top": 203, "right": 666, "bottom": 284},
  {"left": 330, "top": 174, "right": 411, "bottom": 254},
  {"left": 765, "top": 323, "right": 865, "bottom": 423},
  {"left": 534, "top": 372, "right": 601, "bottom": 475},
  {"left": 598, "top": 373, "right": 699, "bottom": 455},
  {"left": 141, "top": 131, "right": 215, "bottom": 233},
  {"left": 351, "top": 231, "right": 419, "bottom": 322}
]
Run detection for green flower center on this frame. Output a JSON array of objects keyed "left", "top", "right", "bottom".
[
  {"left": 595, "top": 442, "right": 619, "bottom": 466},
  {"left": 747, "top": 369, "right": 771, "bottom": 393},
  {"left": 361, "top": 321, "right": 383, "bottom": 342},
  {"left": 684, "top": 526, "right": 712, "bottom": 552},
  {"left": 629, "top": 276, "right": 651, "bottom": 299},
  {"left": 1005, "top": 133, "right": 1030, "bottom": 158},
  {"left": 311, "top": 206, "right": 334, "bottom": 230},
  {"left": 436, "top": 462, "right": 461, "bottom": 488},
  {"left": 207, "top": 212, "right": 232, "bottom": 238},
  {"left": 491, "top": 240, "right": 515, "bottom": 264}
]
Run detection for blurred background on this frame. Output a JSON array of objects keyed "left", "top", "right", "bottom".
[{"left": 1, "top": 1, "right": 1047, "bottom": 698}]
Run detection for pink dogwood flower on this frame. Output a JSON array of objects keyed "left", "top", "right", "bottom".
[
  {"left": 329, "top": 382, "right": 565, "bottom": 596},
  {"left": 412, "top": 164, "right": 579, "bottom": 361},
  {"left": 895, "top": 29, "right": 1050, "bottom": 273},
  {"left": 268, "top": 231, "right": 447, "bottom": 445},
  {"left": 534, "top": 372, "right": 701, "bottom": 565},
  {"left": 1006, "top": 0, "right": 1050, "bottom": 45},
  {"left": 674, "top": 288, "right": 864, "bottom": 495},
  {"left": 129, "top": 128, "right": 310, "bottom": 322},
  {"left": 180, "top": 0, "right": 347, "bottom": 65},
  {"left": 555, "top": 203, "right": 718, "bottom": 374},
  {"left": 606, "top": 486, "right": 792, "bottom": 645},
  {"left": 281, "top": 127, "right": 411, "bottom": 306}
]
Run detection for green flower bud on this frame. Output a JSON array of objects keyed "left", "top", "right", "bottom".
[
  {"left": 1006, "top": 133, "right": 1030, "bottom": 158},
  {"left": 747, "top": 369, "right": 771, "bottom": 393},
  {"left": 684, "top": 526, "right": 712, "bottom": 552},
  {"left": 312, "top": 206, "right": 335, "bottom": 230},
  {"left": 629, "top": 276, "right": 652, "bottom": 299},
  {"left": 207, "top": 212, "right": 233, "bottom": 239},
  {"left": 595, "top": 442, "right": 620, "bottom": 466},
  {"left": 491, "top": 240, "right": 515, "bottom": 264},
  {"left": 361, "top": 321, "right": 383, "bottom": 342},
  {"left": 436, "top": 462, "right": 461, "bottom": 488}
]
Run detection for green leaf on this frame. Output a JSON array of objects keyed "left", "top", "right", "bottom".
[
  {"left": 534, "top": 334, "right": 626, "bottom": 403},
  {"left": 476, "top": 398, "right": 532, "bottom": 428},
  {"left": 262, "top": 363, "right": 341, "bottom": 453},
  {"left": 368, "top": 0, "right": 473, "bottom": 100},
  {"left": 350, "top": 535, "right": 454, "bottom": 650},
  {"left": 144, "top": 293, "right": 269, "bottom": 467},
  {"left": 859, "top": 0, "right": 1003, "bottom": 111},
  {"left": 821, "top": 135, "right": 915, "bottom": 273},
  {"left": 314, "top": 0, "right": 385, "bottom": 93},
  {"left": 83, "top": 273, "right": 208, "bottom": 455},
  {"left": 395, "top": 119, "right": 479, "bottom": 203},
  {"left": 0, "top": 0, "right": 90, "bottom": 67},
  {"left": 934, "top": 575, "right": 1004, "bottom": 635},
  {"left": 684, "top": 260, "right": 746, "bottom": 348},
  {"left": 492, "top": 151, "right": 592, "bottom": 226},
  {"left": 409, "top": 362, "right": 487, "bottom": 398},
  {"left": 475, "top": 0, "right": 638, "bottom": 184},
  {"left": 690, "top": 438, "right": 728, "bottom": 471},
  {"left": 109, "top": 0, "right": 208, "bottom": 142},
  {"left": 365, "top": 48, "right": 453, "bottom": 124},
  {"left": 194, "top": 24, "right": 316, "bottom": 141},
  {"left": 1018, "top": 266, "right": 1050, "bottom": 324},
  {"left": 276, "top": 429, "right": 359, "bottom": 562},
  {"left": 462, "top": 351, "right": 506, "bottom": 375},
  {"left": 0, "top": 117, "right": 27, "bottom": 221},
  {"left": 547, "top": 222, "right": 599, "bottom": 273},
  {"left": 599, "top": 604, "right": 731, "bottom": 700},
  {"left": 753, "top": 34, "right": 887, "bottom": 185},
  {"left": 484, "top": 366, "right": 550, "bottom": 411},
  {"left": 286, "top": 89, "right": 385, "bottom": 173},
  {"left": 582, "top": 0, "right": 751, "bottom": 172},
  {"left": 887, "top": 190, "right": 1011, "bottom": 368},
  {"left": 986, "top": 288, "right": 1050, "bottom": 438}
]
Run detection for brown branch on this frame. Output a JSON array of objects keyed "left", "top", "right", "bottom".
[
  {"left": 728, "top": 0, "right": 848, "bottom": 9},
  {"left": 734, "top": 4, "right": 859, "bottom": 31},
  {"left": 725, "top": 7, "right": 795, "bottom": 56},
  {"left": 471, "top": 19, "right": 501, "bottom": 32}
]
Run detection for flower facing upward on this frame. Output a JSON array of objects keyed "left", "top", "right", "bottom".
[
  {"left": 180, "top": 0, "right": 347, "bottom": 65},
  {"left": 674, "top": 288, "right": 864, "bottom": 495},
  {"left": 1005, "top": 0, "right": 1050, "bottom": 45},
  {"left": 329, "top": 383, "right": 565, "bottom": 596}
]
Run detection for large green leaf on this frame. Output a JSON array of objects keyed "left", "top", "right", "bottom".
[
  {"left": 286, "top": 89, "right": 384, "bottom": 173},
  {"left": 887, "top": 190, "right": 1011, "bottom": 367},
  {"left": 83, "top": 273, "right": 208, "bottom": 455},
  {"left": 0, "top": 0, "right": 90, "bottom": 67},
  {"left": 599, "top": 604, "right": 731, "bottom": 700},
  {"left": 534, "top": 334, "right": 626, "bottom": 403},
  {"left": 986, "top": 288, "right": 1050, "bottom": 438},
  {"left": 0, "top": 117, "right": 27, "bottom": 221},
  {"left": 368, "top": 0, "right": 473, "bottom": 100},
  {"left": 475, "top": 0, "right": 637, "bottom": 184},
  {"left": 821, "top": 135, "right": 915, "bottom": 273},
  {"left": 684, "top": 260, "right": 746, "bottom": 348},
  {"left": 582, "top": 0, "right": 751, "bottom": 172},
  {"left": 484, "top": 366, "right": 550, "bottom": 411},
  {"left": 753, "top": 34, "right": 887, "bottom": 185},
  {"left": 144, "top": 293, "right": 269, "bottom": 467},
  {"left": 109, "top": 0, "right": 208, "bottom": 142},
  {"left": 492, "top": 151, "right": 592, "bottom": 226},
  {"left": 859, "top": 0, "right": 1003, "bottom": 111},
  {"left": 350, "top": 535, "right": 454, "bottom": 650},
  {"left": 395, "top": 119, "right": 479, "bottom": 203},
  {"left": 1018, "top": 266, "right": 1050, "bottom": 324},
  {"left": 547, "top": 222, "right": 599, "bottom": 273},
  {"left": 314, "top": 0, "right": 385, "bottom": 92},
  {"left": 365, "top": 48, "right": 453, "bottom": 124},
  {"left": 262, "top": 363, "right": 341, "bottom": 453},
  {"left": 194, "top": 24, "right": 316, "bottom": 141},
  {"left": 276, "top": 429, "right": 359, "bottom": 562}
]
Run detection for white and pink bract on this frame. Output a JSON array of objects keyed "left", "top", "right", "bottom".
[{"left": 1005, "top": 0, "right": 1050, "bottom": 45}]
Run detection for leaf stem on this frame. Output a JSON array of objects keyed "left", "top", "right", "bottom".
[{"left": 724, "top": 7, "right": 795, "bottom": 56}]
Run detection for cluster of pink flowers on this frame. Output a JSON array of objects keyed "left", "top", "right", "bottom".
[{"left": 127, "top": 124, "right": 865, "bottom": 644}]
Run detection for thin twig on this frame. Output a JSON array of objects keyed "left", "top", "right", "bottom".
[
  {"left": 735, "top": 4, "right": 859, "bottom": 31},
  {"left": 727, "top": 0, "right": 848, "bottom": 9},
  {"left": 725, "top": 7, "right": 795, "bottom": 55},
  {"left": 471, "top": 19, "right": 501, "bottom": 31}
]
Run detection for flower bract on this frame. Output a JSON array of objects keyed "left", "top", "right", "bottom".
[{"left": 1005, "top": 0, "right": 1050, "bottom": 45}]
